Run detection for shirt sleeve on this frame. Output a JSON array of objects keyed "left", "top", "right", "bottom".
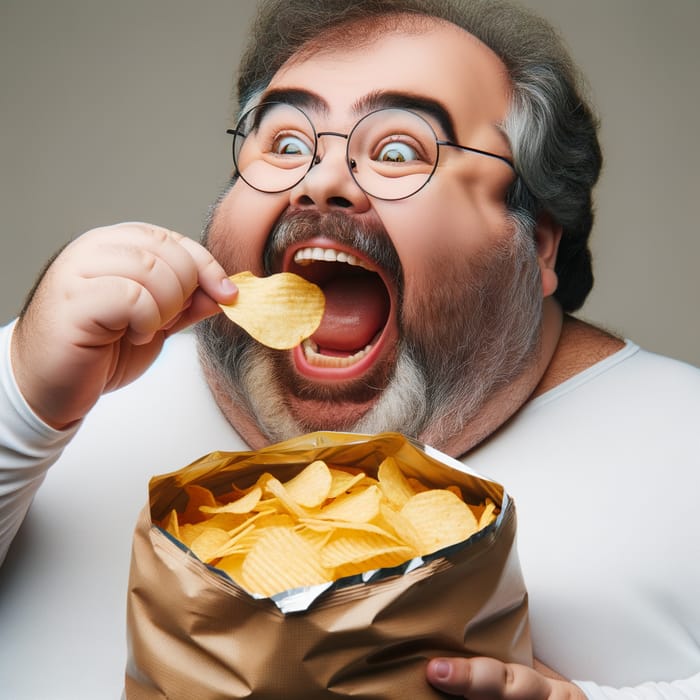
[
  {"left": 575, "top": 672, "right": 700, "bottom": 700},
  {"left": 0, "top": 320, "right": 80, "bottom": 566}
]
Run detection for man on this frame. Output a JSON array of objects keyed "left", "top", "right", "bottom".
[{"left": 1, "top": 0, "right": 698, "bottom": 698}]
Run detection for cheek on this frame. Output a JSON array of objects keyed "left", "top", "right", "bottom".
[
  {"left": 206, "top": 181, "right": 288, "bottom": 274},
  {"left": 381, "top": 182, "right": 512, "bottom": 291}
]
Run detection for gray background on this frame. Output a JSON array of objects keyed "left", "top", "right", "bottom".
[{"left": 1, "top": 0, "right": 698, "bottom": 366}]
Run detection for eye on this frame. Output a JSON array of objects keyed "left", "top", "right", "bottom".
[
  {"left": 273, "top": 135, "right": 313, "bottom": 156},
  {"left": 376, "top": 140, "right": 418, "bottom": 163}
]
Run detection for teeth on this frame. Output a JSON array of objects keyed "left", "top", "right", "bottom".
[
  {"left": 302, "top": 339, "right": 372, "bottom": 367},
  {"left": 293, "top": 246, "right": 371, "bottom": 270}
]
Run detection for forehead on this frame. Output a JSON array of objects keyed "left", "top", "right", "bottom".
[{"left": 265, "top": 17, "right": 512, "bottom": 137}]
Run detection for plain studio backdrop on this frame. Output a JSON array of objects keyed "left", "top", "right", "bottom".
[{"left": 1, "top": 0, "right": 698, "bottom": 367}]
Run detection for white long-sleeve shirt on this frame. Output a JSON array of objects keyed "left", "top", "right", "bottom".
[{"left": 1, "top": 320, "right": 699, "bottom": 699}]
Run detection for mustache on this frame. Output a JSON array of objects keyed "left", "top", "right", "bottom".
[{"left": 263, "top": 210, "right": 403, "bottom": 285}]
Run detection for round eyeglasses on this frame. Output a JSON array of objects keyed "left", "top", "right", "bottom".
[{"left": 227, "top": 102, "right": 516, "bottom": 201}]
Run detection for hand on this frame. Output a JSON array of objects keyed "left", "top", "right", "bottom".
[
  {"left": 11, "top": 222, "right": 237, "bottom": 429},
  {"left": 426, "top": 656, "right": 586, "bottom": 700}
]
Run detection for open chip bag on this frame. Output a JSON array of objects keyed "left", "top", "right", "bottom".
[{"left": 124, "top": 431, "right": 532, "bottom": 699}]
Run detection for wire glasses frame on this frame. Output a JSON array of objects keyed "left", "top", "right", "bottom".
[{"left": 226, "top": 101, "right": 517, "bottom": 201}]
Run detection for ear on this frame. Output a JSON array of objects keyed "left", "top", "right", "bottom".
[{"left": 534, "top": 212, "right": 562, "bottom": 298}]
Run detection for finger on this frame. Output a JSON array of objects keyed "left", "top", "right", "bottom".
[
  {"left": 426, "top": 657, "right": 551, "bottom": 700},
  {"left": 173, "top": 232, "right": 238, "bottom": 304},
  {"left": 163, "top": 289, "right": 223, "bottom": 335},
  {"left": 69, "top": 275, "right": 164, "bottom": 346}
]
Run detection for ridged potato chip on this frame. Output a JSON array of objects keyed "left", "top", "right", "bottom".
[
  {"left": 283, "top": 460, "right": 332, "bottom": 508},
  {"left": 242, "top": 527, "right": 331, "bottom": 597},
  {"left": 219, "top": 271, "right": 325, "bottom": 349},
  {"left": 321, "top": 532, "right": 414, "bottom": 573},
  {"left": 377, "top": 456, "right": 415, "bottom": 508},
  {"left": 400, "top": 490, "right": 479, "bottom": 556}
]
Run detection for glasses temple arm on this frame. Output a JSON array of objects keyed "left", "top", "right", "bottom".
[{"left": 436, "top": 139, "right": 516, "bottom": 171}]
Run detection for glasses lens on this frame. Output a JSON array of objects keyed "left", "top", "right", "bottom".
[
  {"left": 233, "top": 102, "right": 316, "bottom": 193},
  {"left": 347, "top": 109, "right": 439, "bottom": 200}
]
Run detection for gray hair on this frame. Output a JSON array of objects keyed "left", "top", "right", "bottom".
[{"left": 234, "top": 0, "right": 602, "bottom": 312}]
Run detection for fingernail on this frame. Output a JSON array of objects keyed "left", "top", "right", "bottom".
[
  {"left": 433, "top": 660, "right": 451, "bottom": 681},
  {"left": 221, "top": 278, "right": 237, "bottom": 295}
]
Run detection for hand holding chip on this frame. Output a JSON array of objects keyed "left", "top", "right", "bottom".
[{"left": 10, "top": 222, "right": 237, "bottom": 430}]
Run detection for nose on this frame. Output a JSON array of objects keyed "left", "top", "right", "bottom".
[{"left": 288, "top": 133, "right": 371, "bottom": 213}]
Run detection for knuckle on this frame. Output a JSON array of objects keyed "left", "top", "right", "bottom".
[
  {"left": 147, "top": 225, "right": 170, "bottom": 245},
  {"left": 140, "top": 249, "right": 160, "bottom": 275}
]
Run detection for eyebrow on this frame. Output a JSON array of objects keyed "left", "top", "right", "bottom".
[
  {"left": 258, "top": 87, "right": 459, "bottom": 141},
  {"left": 258, "top": 87, "right": 330, "bottom": 115},
  {"left": 355, "top": 91, "right": 459, "bottom": 142}
]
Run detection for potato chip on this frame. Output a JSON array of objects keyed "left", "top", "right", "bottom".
[
  {"left": 177, "top": 522, "right": 211, "bottom": 549},
  {"left": 199, "top": 487, "right": 262, "bottom": 515},
  {"left": 241, "top": 526, "right": 331, "bottom": 597},
  {"left": 400, "top": 490, "right": 479, "bottom": 556},
  {"left": 199, "top": 511, "right": 248, "bottom": 532},
  {"left": 181, "top": 484, "right": 217, "bottom": 524},
  {"left": 300, "top": 517, "right": 402, "bottom": 542},
  {"left": 376, "top": 502, "right": 423, "bottom": 552},
  {"left": 215, "top": 552, "right": 246, "bottom": 581},
  {"left": 333, "top": 551, "right": 413, "bottom": 580},
  {"left": 282, "top": 460, "right": 332, "bottom": 508},
  {"left": 321, "top": 532, "right": 415, "bottom": 571},
  {"left": 219, "top": 271, "right": 325, "bottom": 350},
  {"left": 190, "top": 528, "right": 232, "bottom": 563},
  {"left": 263, "top": 477, "right": 309, "bottom": 519},
  {"left": 160, "top": 509, "right": 180, "bottom": 539},
  {"left": 328, "top": 468, "right": 367, "bottom": 498},
  {"left": 478, "top": 498, "right": 498, "bottom": 529},
  {"left": 377, "top": 456, "right": 416, "bottom": 508},
  {"left": 316, "top": 484, "right": 382, "bottom": 523}
]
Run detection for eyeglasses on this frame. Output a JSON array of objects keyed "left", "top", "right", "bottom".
[{"left": 227, "top": 102, "right": 516, "bottom": 201}]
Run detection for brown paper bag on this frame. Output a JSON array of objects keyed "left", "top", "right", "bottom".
[{"left": 124, "top": 432, "right": 531, "bottom": 699}]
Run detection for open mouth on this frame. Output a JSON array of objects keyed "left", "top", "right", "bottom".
[{"left": 282, "top": 239, "right": 396, "bottom": 380}]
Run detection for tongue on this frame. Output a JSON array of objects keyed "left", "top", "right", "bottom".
[{"left": 311, "top": 274, "right": 390, "bottom": 353}]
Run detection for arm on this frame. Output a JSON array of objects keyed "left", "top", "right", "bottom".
[
  {"left": 426, "top": 658, "right": 700, "bottom": 700},
  {"left": 0, "top": 321, "right": 79, "bottom": 565},
  {"left": 1, "top": 222, "right": 237, "bottom": 563}
]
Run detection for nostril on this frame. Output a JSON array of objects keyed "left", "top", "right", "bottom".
[{"left": 329, "top": 196, "right": 353, "bottom": 208}]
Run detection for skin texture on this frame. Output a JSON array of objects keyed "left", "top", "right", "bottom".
[{"left": 10, "top": 16, "right": 624, "bottom": 700}]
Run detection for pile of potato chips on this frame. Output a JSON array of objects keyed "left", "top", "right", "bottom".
[{"left": 160, "top": 457, "right": 498, "bottom": 597}]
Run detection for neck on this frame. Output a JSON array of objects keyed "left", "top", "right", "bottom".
[{"left": 531, "top": 312, "right": 626, "bottom": 398}]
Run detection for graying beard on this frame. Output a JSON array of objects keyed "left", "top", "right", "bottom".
[{"left": 196, "top": 216, "right": 542, "bottom": 450}]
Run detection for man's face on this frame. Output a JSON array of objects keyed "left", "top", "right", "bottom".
[{"left": 198, "top": 18, "right": 545, "bottom": 453}]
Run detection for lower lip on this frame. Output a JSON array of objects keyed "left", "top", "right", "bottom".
[{"left": 292, "top": 326, "right": 394, "bottom": 382}]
